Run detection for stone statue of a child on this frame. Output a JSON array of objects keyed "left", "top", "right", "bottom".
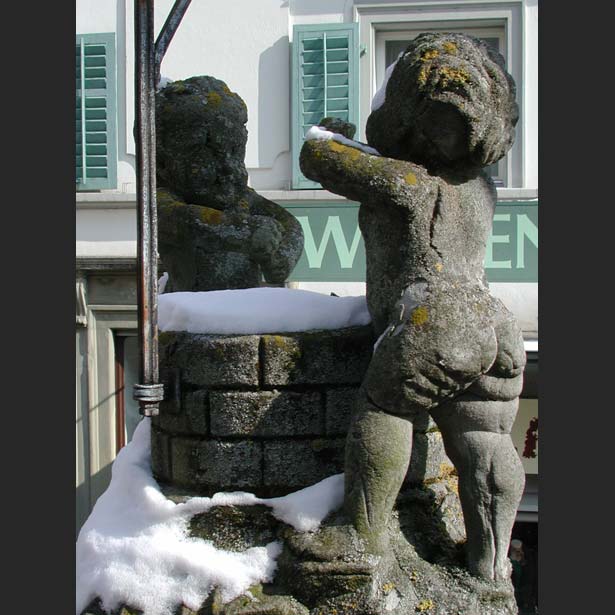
[
  {"left": 300, "top": 33, "right": 525, "bottom": 581},
  {"left": 156, "top": 76, "right": 303, "bottom": 291}
]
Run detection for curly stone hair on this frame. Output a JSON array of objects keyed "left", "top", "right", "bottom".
[{"left": 366, "top": 33, "right": 518, "bottom": 174}]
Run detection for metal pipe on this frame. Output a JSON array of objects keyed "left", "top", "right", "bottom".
[
  {"left": 134, "top": 0, "right": 163, "bottom": 416},
  {"left": 154, "top": 0, "right": 193, "bottom": 85}
]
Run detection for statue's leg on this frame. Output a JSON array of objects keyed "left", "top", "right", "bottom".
[
  {"left": 491, "top": 435, "right": 525, "bottom": 581},
  {"left": 440, "top": 429, "right": 498, "bottom": 579},
  {"left": 344, "top": 393, "right": 413, "bottom": 553}
]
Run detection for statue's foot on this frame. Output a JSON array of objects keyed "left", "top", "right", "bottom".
[{"left": 278, "top": 515, "right": 396, "bottom": 608}]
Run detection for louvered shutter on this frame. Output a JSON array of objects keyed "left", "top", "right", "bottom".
[
  {"left": 76, "top": 33, "right": 117, "bottom": 190},
  {"left": 291, "top": 23, "right": 360, "bottom": 189}
]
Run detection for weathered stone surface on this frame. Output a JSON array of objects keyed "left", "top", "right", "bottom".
[
  {"left": 325, "top": 387, "right": 359, "bottom": 435},
  {"left": 210, "top": 391, "right": 322, "bottom": 438},
  {"left": 263, "top": 439, "right": 345, "bottom": 491},
  {"left": 413, "top": 408, "right": 439, "bottom": 433},
  {"left": 150, "top": 427, "right": 172, "bottom": 483},
  {"left": 261, "top": 327, "right": 373, "bottom": 386},
  {"left": 153, "top": 388, "right": 209, "bottom": 435},
  {"left": 161, "top": 332, "right": 260, "bottom": 387},
  {"left": 203, "top": 587, "right": 310, "bottom": 615},
  {"left": 189, "top": 505, "right": 279, "bottom": 552},
  {"left": 405, "top": 430, "right": 453, "bottom": 485},
  {"left": 171, "top": 438, "right": 263, "bottom": 491},
  {"left": 156, "top": 76, "right": 303, "bottom": 291}
]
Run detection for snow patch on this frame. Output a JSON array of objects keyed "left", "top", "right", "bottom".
[
  {"left": 157, "top": 76, "right": 174, "bottom": 91},
  {"left": 158, "top": 272, "right": 169, "bottom": 295},
  {"left": 371, "top": 52, "right": 404, "bottom": 112},
  {"left": 158, "top": 287, "right": 371, "bottom": 335},
  {"left": 76, "top": 419, "right": 345, "bottom": 615},
  {"left": 305, "top": 125, "right": 381, "bottom": 156}
]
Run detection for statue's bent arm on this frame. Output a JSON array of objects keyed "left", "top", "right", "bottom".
[
  {"left": 299, "top": 138, "right": 420, "bottom": 205},
  {"left": 247, "top": 189, "right": 305, "bottom": 283}
]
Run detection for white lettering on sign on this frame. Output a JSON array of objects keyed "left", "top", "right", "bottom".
[
  {"left": 296, "top": 216, "right": 362, "bottom": 269},
  {"left": 485, "top": 213, "right": 512, "bottom": 269}
]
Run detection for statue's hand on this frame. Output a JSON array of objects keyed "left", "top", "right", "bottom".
[
  {"left": 318, "top": 117, "right": 357, "bottom": 140},
  {"left": 249, "top": 215, "right": 283, "bottom": 262}
]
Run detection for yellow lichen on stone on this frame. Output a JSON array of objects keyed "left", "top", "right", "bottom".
[
  {"left": 418, "top": 65, "right": 430, "bottom": 86},
  {"left": 438, "top": 66, "right": 470, "bottom": 87},
  {"left": 239, "top": 198, "right": 250, "bottom": 210},
  {"left": 435, "top": 262, "right": 443, "bottom": 272},
  {"left": 199, "top": 207, "right": 223, "bottom": 225},
  {"left": 411, "top": 306, "right": 429, "bottom": 326},
  {"left": 416, "top": 599, "right": 435, "bottom": 612},
  {"left": 446, "top": 474, "right": 459, "bottom": 495},
  {"left": 222, "top": 84, "right": 232, "bottom": 95},
  {"left": 328, "top": 140, "right": 361, "bottom": 162},
  {"left": 439, "top": 462, "right": 457, "bottom": 478},
  {"left": 382, "top": 582, "right": 396, "bottom": 593},
  {"left": 442, "top": 41, "right": 458, "bottom": 54},
  {"left": 207, "top": 91, "right": 222, "bottom": 107},
  {"left": 421, "top": 49, "right": 439, "bottom": 61},
  {"left": 405, "top": 172, "right": 418, "bottom": 185}
]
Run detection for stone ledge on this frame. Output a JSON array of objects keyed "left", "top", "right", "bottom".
[
  {"left": 261, "top": 326, "right": 374, "bottom": 386},
  {"left": 160, "top": 332, "right": 261, "bottom": 387},
  {"left": 263, "top": 438, "right": 345, "bottom": 490},
  {"left": 209, "top": 390, "right": 323, "bottom": 437}
]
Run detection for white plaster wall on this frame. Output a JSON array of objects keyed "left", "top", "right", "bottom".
[
  {"left": 289, "top": 0, "right": 351, "bottom": 27},
  {"left": 76, "top": 0, "right": 117, "bottom": 34},
  {"left": 76, "top": 208, "right": 137, "bottom": 258},
  {"left": 124, "top": 0, "right": 292, "bottom": 189}
]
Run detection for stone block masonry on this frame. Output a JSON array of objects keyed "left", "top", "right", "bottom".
[{"left": 152, "top": 326, "right": 453, "bottom": 497}]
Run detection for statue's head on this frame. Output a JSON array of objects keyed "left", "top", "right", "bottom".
[
  {"left": 366, "top": 33, "right": 518, "bottom": 174},
  {"left": 156, "top": 76, "right": 249, "bottom": 209}
]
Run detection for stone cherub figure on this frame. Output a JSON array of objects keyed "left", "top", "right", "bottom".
[
  {"left": 156, "top": 76, "right": 303, "bottom": 291},
  {"left": 300, "top": 33, "right": 525, "bottom": 581}
]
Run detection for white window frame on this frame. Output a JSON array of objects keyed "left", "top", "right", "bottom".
[{"left": 354, "top": 1, "right": 526, "bottom": 190}]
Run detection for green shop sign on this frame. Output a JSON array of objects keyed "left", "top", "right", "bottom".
[{"left": 280, "top": 201, "right": 538, "bottom": 283}]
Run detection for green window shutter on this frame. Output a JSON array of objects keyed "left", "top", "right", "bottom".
[
  {"left": 76, "top": 33, "right": 117, "bottom": 191},
  {"left": 291, "top": 23, "right": 360, "bottom": 190}
]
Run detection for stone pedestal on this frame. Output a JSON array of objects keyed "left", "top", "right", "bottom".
[{"left": 83, "top": 326, "right": 517, "bottom": 615}]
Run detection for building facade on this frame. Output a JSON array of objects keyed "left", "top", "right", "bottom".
[{"left": 76, "top": 6, "right": 538, "bottom": 599}]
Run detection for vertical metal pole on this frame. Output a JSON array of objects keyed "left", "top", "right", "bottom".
[{"left": 133, "top": 0, "right": 163, "bottom": 416}]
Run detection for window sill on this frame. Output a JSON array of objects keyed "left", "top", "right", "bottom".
[{"left": 76, "top": 192, "right": 137, "bottom": 209}]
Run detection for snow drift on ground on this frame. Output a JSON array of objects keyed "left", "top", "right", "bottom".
[
  {"left": 157, "top": 287, "right": 371, "bottom": 335},
  {"left": 76, "top": 419, "right": 345, "bottom": 615},
  {"left": 305, "top": 125, "right": 381, "bottom": 156}
]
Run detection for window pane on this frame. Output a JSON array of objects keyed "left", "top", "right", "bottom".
[{"left": 385, "top": 40, "right": 411, "bottom": 68}]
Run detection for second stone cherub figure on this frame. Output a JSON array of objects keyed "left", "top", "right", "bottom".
[
  {"left": 300, "top": 32, "right": 525, "bottom": 582},
  {"left": 156, "top": 76, "right": 303, "bottom": 292}
]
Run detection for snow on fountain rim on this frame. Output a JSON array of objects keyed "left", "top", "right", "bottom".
[
  {"left": 76, "top": 419, "right": 345, "bottom": 615},
  {"left": 158, "top": 287, "right": 371, "bottom": 335}
]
